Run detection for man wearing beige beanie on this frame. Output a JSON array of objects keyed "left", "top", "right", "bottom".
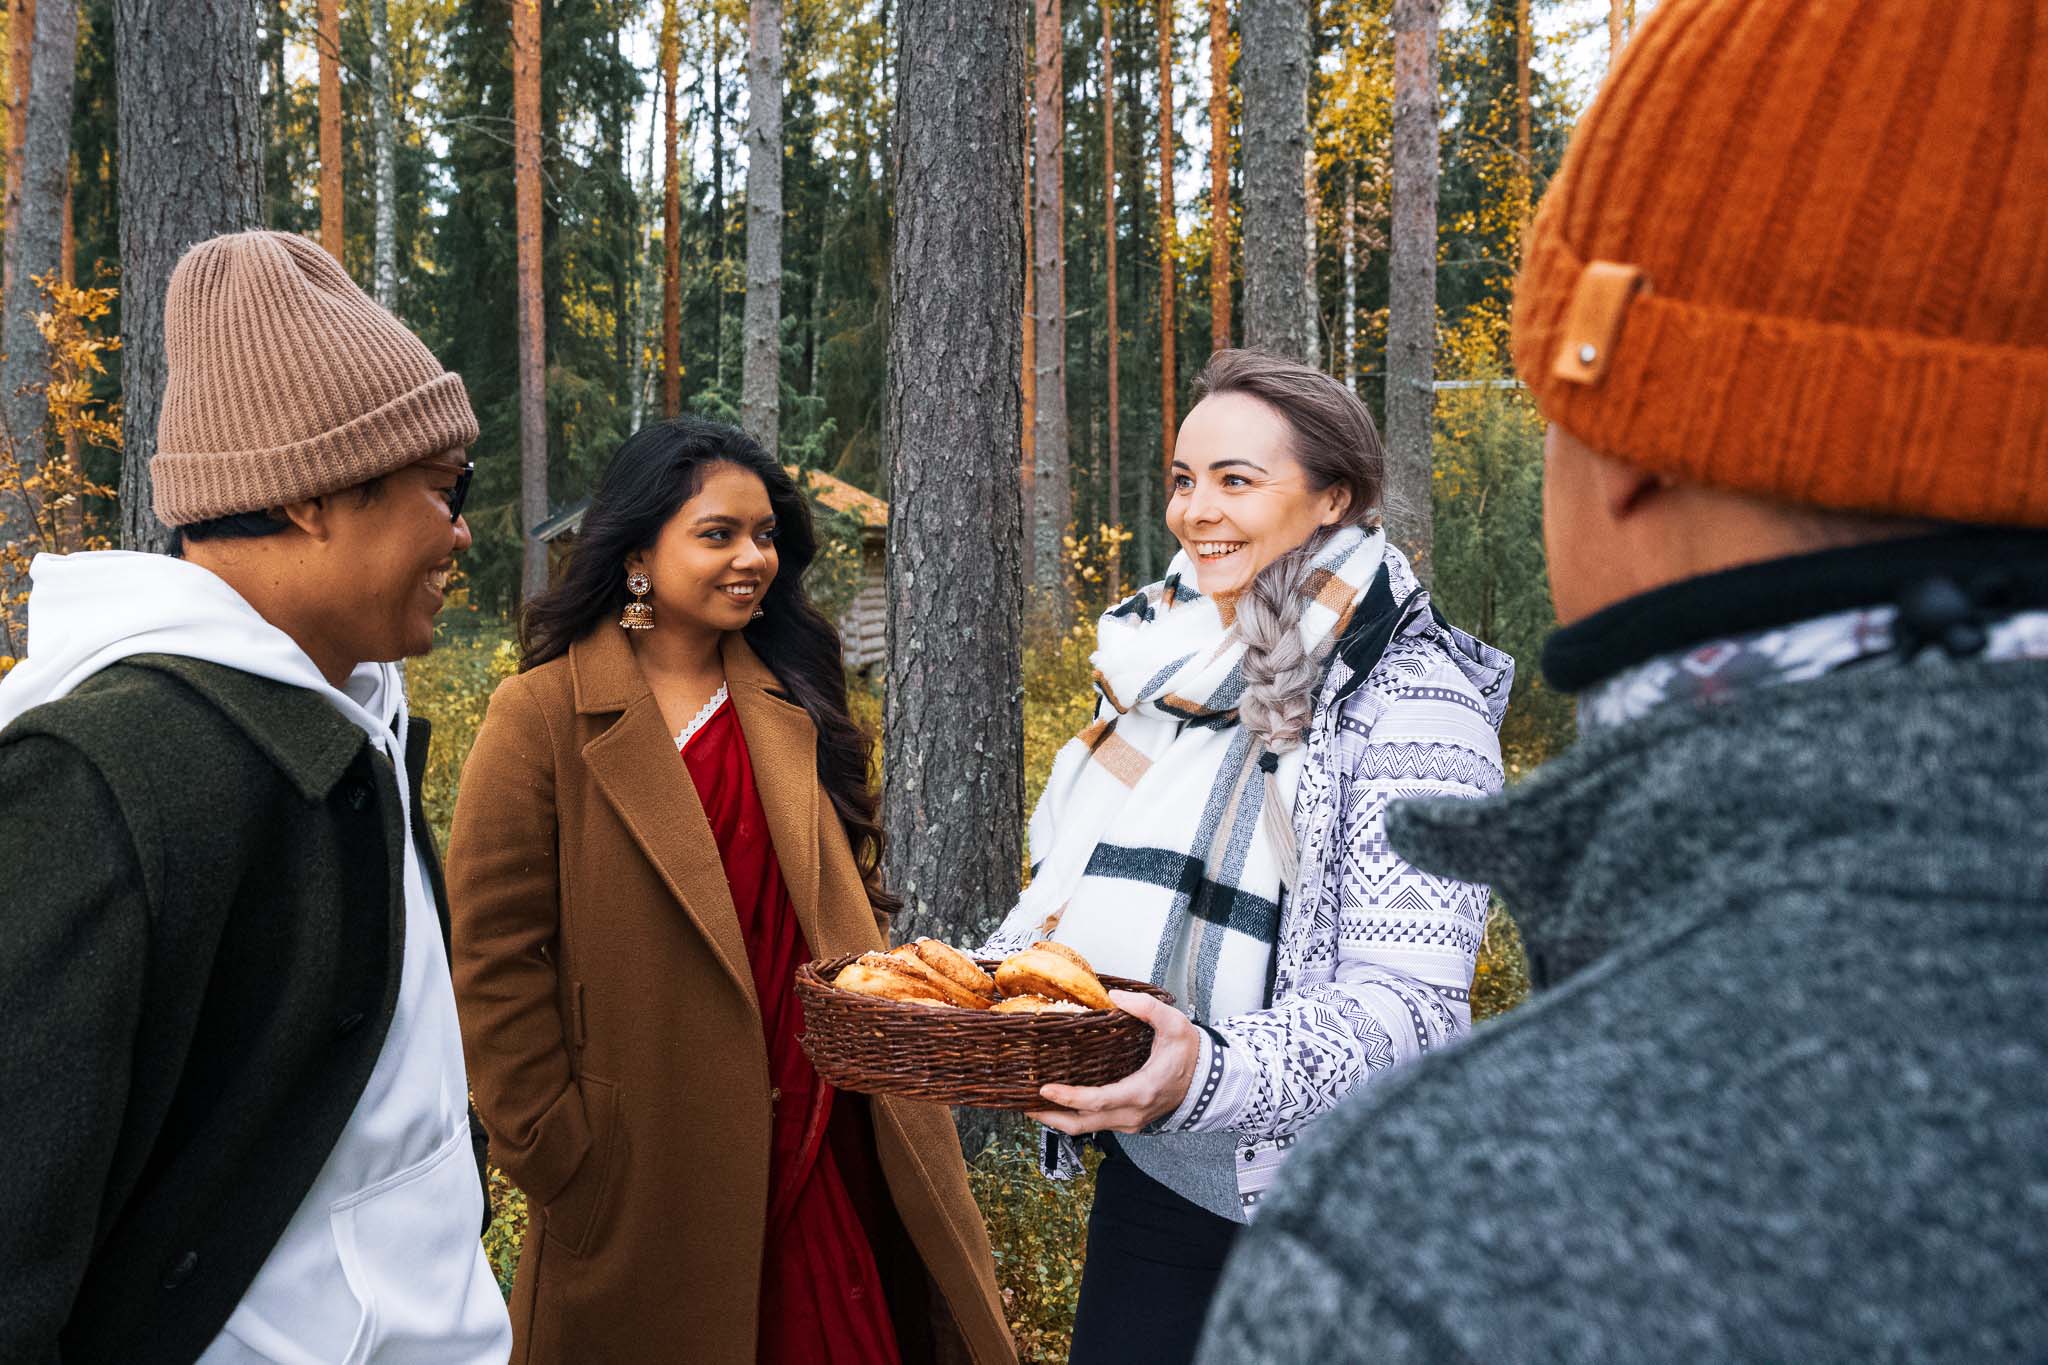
[
  {"left": 0, "top": 230, "right": 512, "bottom": 1363},
  {"left": 1202, "top": 0, "right": 2048, "bottom": 1360}
]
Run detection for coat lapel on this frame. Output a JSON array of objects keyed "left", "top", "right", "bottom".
[
  {"left": 573, "top": 629, "right": 761, "bottom": 1017},
  {"left": 721, "top": 635, "right": 835, "bottom": 956}
]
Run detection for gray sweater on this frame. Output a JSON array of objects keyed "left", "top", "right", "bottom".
[{"left": 1196, "top": 650, "right": 2048, "bottom": 1362}]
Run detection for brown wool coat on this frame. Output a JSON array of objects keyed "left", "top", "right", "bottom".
[{"left": 446, "top": 627, "right": 1014, "bottom": 1364}]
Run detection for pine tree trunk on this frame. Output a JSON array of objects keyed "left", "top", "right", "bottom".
[
  {"left": 369, "top": 0, "right": 397, "bottom": 307},
  {"left": 1207, "top": 0, "right": 1229, "bottom": 353},
  {"left": 1516, "top": 0, "right": 1531, "bottom": 229},
  {"left": 1020, "top": 102, "right": 1035, "bottom": 590},
  {"left": 1609, "top": 1, "right": 1622, "bottom": 68},
  {"left": 115, "top": 0, "right": 263, "bottom": 553},
  {"left": 1239, "top": 0, "right": 1310, "bottom": 361},
  {"left": 1156, "top": 0, "right": 1177, "bottom": 474},
  {"left": 741, "top": 0, "right": 782, "bottom": 452},
  {"left": 886, "top": 0, "right": 1027, "bottom": 1157},
  {"left": 711, "top": 13, "right": 727, "bottom": 393},
  {"left": 3, "top": 0, "right": 34, "bottom": 305},
  {"left": 661, "top": 0, "right": 681, "bottom": 418},
  {"left": 1103, "top": 0, "right": 1121, "bottom": 603},
  {"left": 0, "top": 0, "right": 70, "bottom": 473},
  {"left": 513, "top": 0, "right": 547, "bottom": 598},
  {"left": 1386, "top": 0, "right": 1437, "bottom": 579},
  {"left": 317, "top": 0, "right": 341, "bottom": 261},
  {"left": 1029, "top": 0, "right": 1068, "bottom": 612},
  {"left": 631, "top": 57, "right": 659, "bottom": 430}
]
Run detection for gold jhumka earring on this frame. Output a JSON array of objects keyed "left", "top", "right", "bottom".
[{"left": 619, "top": 572, "right": 655, "bottom": 630}]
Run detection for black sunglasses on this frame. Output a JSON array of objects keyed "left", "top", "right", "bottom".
[{"left": 436, "top": 460, "right": 476, "bottom": 524}]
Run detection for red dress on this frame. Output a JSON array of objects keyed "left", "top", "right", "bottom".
[{"left": 681, "top": 695, "right": 902, "bottom": 1365}]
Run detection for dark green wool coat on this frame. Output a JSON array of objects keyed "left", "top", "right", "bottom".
[
  {"left": 1198, "top": 647, "right": 2048, "bottom": 1362},
  {"left": 0, "top": 655, "right": 481, "bottom": 1364}
]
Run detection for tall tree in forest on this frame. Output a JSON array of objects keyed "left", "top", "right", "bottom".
[
  {"left": 1240, "top": 0, "right": 1312, "bottom": 359},
  {"left": 1103, "top": 0, "right": 1122, "bottom": 602},
  {"left": 884, "top": 0, "right": 1027, "bottom": 1049},
  {"left": 512, "top": 0, "right": 545, "bottom": 597},
  {"left": 661, "top": 0, "right": 681, "bottom": 417},
  {"left": 1020, "top": 105, "right": 1035, "bottom": 588},
  {"left": 741, "top": 0, "right": 782, "bottom": 451},
  {"left": 115, "top": 0, "right": 264, "bottom": 553},
  {"left": 317, "top": 0, "right": 341, "bottom": 260},
  {"left": 1386, "top": 0, "right": 1437, "bottom": 577},
  {"left": 0, "top": 0, "right": 72, "bottom": 464},
  {"left": 1516, "top": 0, "right": 1531, "bottom": 227},
  {"left": 1029, "top": 0, "right": 1068, "bottom": 609},
  {"left": 1208, "top": 0, "right": 1230, "bottom": 352},
  {"left": 369, "top": 0, "right": 397, "bottom": 306},
  {"left": 3, "top": 0, "right": 33, "bottom": 302},
  {"left": 1155, "top": 0, "right": 1178, "bottom": 471}
]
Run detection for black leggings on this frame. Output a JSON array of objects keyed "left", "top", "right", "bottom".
[{"left": 1067, "top": 1142, "right": 1242, "bottom": 1365}]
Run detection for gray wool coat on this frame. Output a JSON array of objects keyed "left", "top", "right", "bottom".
[{"left": 1196, "top": 650, "right": 2048, "bottom": 1363}]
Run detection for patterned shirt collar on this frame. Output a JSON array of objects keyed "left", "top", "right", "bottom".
[{"left": 1580, "top": 605, "right": 2048, "bottom": 735}]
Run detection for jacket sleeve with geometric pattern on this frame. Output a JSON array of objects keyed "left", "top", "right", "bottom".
[{"left": 1154, "top": 637, "right": 1505, "bottom": 1142}]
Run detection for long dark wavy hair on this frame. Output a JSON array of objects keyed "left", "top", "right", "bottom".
[{"left": 521, "top": 416, "right": 898, "bottom": 915}]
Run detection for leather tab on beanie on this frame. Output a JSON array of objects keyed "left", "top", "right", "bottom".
[
  {"left": 1511, "top": 0, "right": 2048, "bottom": 529},
  {"left": 150, "top": 230, "right": 479, "bottom": 527},
  {"left": 1551, "top": 262, "right": 1647, "bottom": 387}
]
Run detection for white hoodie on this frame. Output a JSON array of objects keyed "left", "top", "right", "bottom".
[{"left": 0, "top": 551, "right": 511, "bottom": 1364}]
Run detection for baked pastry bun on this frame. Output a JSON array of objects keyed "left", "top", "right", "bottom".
[
  {"left": 833, "top": 953, "right": 955, "bottom": 1006},
  {"left": 1029, "top": 940, "right": 1094, "bottom": 974},
  {"left": 908, "top": 938, "right": 999, "bottom": 1001},
  {"left": 990, "top": 994, "right": 1088, "bottom": 1015},
  {"left": 872, "top": 948, "right": 993, "bottom": 1009},
  {"left": 995, "top": 947, "right": 1113, "bottom": 1011}
]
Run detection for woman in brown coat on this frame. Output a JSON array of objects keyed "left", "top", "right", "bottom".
[{"left": 445, "top": 417, "right": 1013, "bottom": 1364}]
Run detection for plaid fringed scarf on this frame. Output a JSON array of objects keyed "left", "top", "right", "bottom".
[{"left": 993, "top": 525, "right": 1385, "bottom": 1022}]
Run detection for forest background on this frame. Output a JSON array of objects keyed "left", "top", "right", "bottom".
[{"left": 0, "top": 0, "right": 1643, "bottom": 1356}]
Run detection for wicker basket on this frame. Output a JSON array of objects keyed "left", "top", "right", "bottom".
[{"left": 795, "top": 953, "right": 1174, "bottom": 1111}]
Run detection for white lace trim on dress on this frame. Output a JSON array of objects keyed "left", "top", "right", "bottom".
[{"left": 674, "top": 682, "right": 729, "bottom": 750}]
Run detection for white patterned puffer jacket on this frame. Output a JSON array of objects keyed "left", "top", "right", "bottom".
[{"left": 1005, "top": 545, "right": 1513, "bottom": 1217}]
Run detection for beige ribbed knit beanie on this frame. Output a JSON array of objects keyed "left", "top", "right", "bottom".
[{"left": 150, "top": 230, "right": 479, "bottom": 527}]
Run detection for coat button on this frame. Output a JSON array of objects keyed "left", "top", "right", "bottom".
[
  {"left": 343, "top": 781, "right": 371, "bottom": 811},
  {"left": 334, "top": 1010, "right": 366, "bottom": 1038},
  {"left": 161, "top": 1250, "right": 199, "bottom": 1289}
]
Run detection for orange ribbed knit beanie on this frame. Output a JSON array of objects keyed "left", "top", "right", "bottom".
[
  {"left": 150, "top": 230, "right": 479, "bottom": 527},
  {"left": 1513, "top": 0, "right": 2048, "bottom": 528}
]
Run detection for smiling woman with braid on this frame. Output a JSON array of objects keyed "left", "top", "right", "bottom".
[{"left": 980, "top": 349, "right": 1514, "bottom": 1365}]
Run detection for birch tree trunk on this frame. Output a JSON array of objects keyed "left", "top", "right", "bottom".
[
  {"left": 1103, "top": 0, "right": 1121, "bottom": 603},
  {"left": 884, "top": 0, "right": 1027, "bottom": 1094},
  {"left": 1239, "top": 0, "right": 1311, "bottom": 360},
  {"left": 1207, "top": 0, "right": 1230, "bottom": 353},
  {"left": 1303, "top": 140, "right": 1319, "bottom": 367},
  {"left": 741, "top": 0, "right": 782, "bottom": 452},
  {"left": 1386, "top": 0, "right": 1437, "bottom": 579},
  {"left": 513, "top": 0, "right": 547, "bottom": 598},
  {"left": 1156, "top": 0, "right": 1178, "bottom": 473},
  {"left": 3, "top": 0, "right": 33, "bottom": 305},
  {"left": 1341, "top": 168, "right": 1356, "bottom": 390},
  {"left": 115, "top": 0, "right": 263, "bottom": 553},
  {"left": 369, "top": 0, "right": 397, "bottom": 307},
  {"left": 317, "top": 0, "right": 341, "bottom": 261},
  {"left": 1029, "top": 0, "right": 1069, "bottom": 614},
  {"left": 1, "top": 0, "right": 71, "bottom": 470},
  {"left": 661, "top": 0, "right": 681, "bottom": 418}
]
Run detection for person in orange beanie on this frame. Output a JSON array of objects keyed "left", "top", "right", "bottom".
[{"left": 1197, "top": 1, "right": 2048, "bottom": 1359}]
